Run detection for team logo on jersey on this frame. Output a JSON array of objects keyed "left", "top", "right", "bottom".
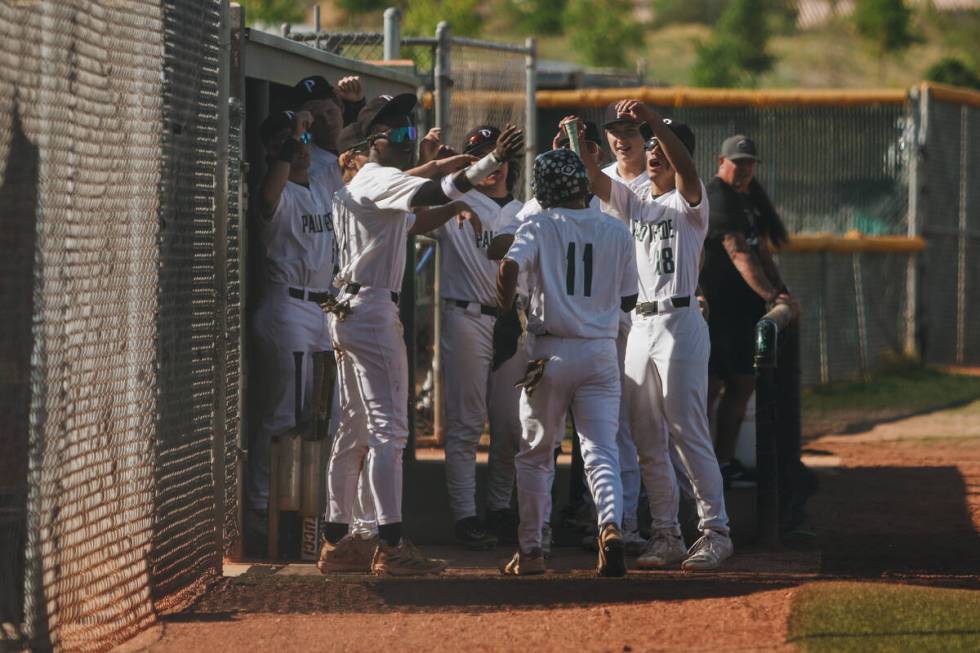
[
  {"left": 474, "top": 229, "right": 495, "bottom": 250},
  {"left": 302, "top": 213, "right": 333, "bottom": 234}
]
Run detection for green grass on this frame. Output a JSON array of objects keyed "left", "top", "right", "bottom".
[
  {"left": 802, "top": 366, "right": 980, "bottom": 417},
  {"left": 789, "top": 582, "right": 980, "bottom": 652}
]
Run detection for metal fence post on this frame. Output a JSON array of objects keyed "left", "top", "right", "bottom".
[
  {"left": 430, "top": 21, "right": 451, "bottom": 445},
  {"left": 754, "top": 317, "right": 780, "bottom": 549},
  {"left": 383, "top": 7, "right": 401, "bottom": 60},
  {"left": 525, "top": 37, "right": 537, "bottom": 201},
  {"left": 905, "top": 85, "right": 923, "bottom": 358},
  {"left": 955, "top": 104, "right": 968, "bottom": 364},
  {"left": 212, "top": 0, "right": 232, "bottom": 575}
]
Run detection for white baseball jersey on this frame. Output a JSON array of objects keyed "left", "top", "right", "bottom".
[
  {"left": 261, "top": 180, "right": 335, "bottom": 290},
  {"left": 603, "top": 179, "right": 708, "bottom": 303},
  {"left": 332, "top": 162, "right": 428, "bottom": 292},
  {"left": 433, "top": 191, "right": 522, "bottom": 306},
  {"left": 309, "top": 144, "right": 344, "bottom": 200},
  {"left": 506, "top": 206, "right": 638, "bottom": 340},
  {"left": 602, "top": 161, "right": 650, "bottom": 195}
]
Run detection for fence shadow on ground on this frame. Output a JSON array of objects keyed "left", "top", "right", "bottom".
[{"left": 812, "top": 464, "right": 980, "bottom": 584}]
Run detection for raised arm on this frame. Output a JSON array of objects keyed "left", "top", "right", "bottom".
[
  {"left": 617, "top": 100, "right": 701, "bottom": 206},
  {"left": 259, "top": 111, "right": 311, "bottom": 220}
]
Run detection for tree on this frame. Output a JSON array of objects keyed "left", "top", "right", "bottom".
[
  {"left": 238, "top": 0, "right": 311, "bottom": 26},
  {"left": 926, "top": 57, "right": 980, "bottom": 91},
  {"left": 692, "top": 0, "right": 774, "bottom": 87},
  {"left": 402, "top": 0, "right": 483, "bottom": 37},
  {"left": 565, "top": 0, "right": 645, "bottom": 68},
  {"left": 503, "top": 0, "right": 568, "bottom": 35},
  {"left": 852, "top": 0, "right": 915, "bottom": 82}
]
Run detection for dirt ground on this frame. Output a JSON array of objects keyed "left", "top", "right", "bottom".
[{"left": 140, "top": 401, "right": 980, "bottom": 653}]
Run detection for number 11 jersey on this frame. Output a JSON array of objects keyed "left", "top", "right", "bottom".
[
  {"left": 603, "top": 179, "right": 709, "bottom": 303},
  {"left": 507, "top": 206, "right": 638, "bottom": 340}
]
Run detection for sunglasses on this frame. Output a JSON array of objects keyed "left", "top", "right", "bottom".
[
  {"left": 370, "top": 125, "right": 418, "bottom": 144},
  {"left": 643, "top": 137, "right": 661, "bottom": 152}
]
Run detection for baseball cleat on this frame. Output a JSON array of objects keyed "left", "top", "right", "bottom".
[
  {"left": 317, "top": 534, "right": 377, "bottom": 574},
  {"left": 681, "top": 530, "right": 733, "bottom": 571},
  {"left": 371, "top": 538, "right": 448, "bottom": 576},
  {"left": 500, "top": 548, "right": 546, "bottom": 576},
  {"left": 454, "top": 516, "right": 498, "bottom": 550},
  {"left": 596, "top": 523, "right": 627, "bottom": 577},
  {"left": 636, "top": 530, "right": 687, "bottom": 569}
]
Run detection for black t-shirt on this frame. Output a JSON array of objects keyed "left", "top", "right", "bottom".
[{"left": 700, "top": 176, "right": 786, "bottom": 320}]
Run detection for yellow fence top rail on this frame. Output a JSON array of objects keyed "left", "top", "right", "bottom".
[
  {"left": 922, "top": 82, "right": 980, "bottom": 109},
  {"left": 536, "top": 87, "right": 910, "bottom": 108},
  {"left": 782, "top": 232, "right": 926, "bottom": 254}
]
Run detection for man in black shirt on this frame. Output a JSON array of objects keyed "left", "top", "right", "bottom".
[{"left": 700, "top": 135, "right": 795, "bottom": 487}]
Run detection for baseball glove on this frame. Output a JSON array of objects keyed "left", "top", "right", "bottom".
[
  {"left": 515, "top": 358, "right": 549, "bottom": 396},
  {"left": 492, "top": 304, "right": 522, "bottom": 371}
]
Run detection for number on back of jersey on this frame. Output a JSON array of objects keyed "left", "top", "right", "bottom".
[
  {"left": 656, "top": 246, "right": 675, "bottom": 275},
  {"left": 565, "top": 242, "right": 594, "bottom": 296}
]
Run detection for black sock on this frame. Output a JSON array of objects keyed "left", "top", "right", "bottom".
[
  {"left": 323, "top": 522, "right": 348, "bottom": 544},
  {"left": 378, "top": 522, "right": 402, "bottom": 547}
]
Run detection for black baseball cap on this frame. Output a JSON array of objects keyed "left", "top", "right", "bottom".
[
  {"left": 462, "top": 125, "right": 500, "bottom": 155},
  {"left": 337, "top": 123, "right": 368, "bottom": 154},
  {"left": 556, "top": 120, "right": 601, "bottom": 147},
  {"left": 356, "top": 93, "right": 417, "bottom": 136},
  {"left": 260, "top": 110, "right": 296, "bottom": 145},
  {"left": 662, "top": 118, "right": 696, "bottom": 155},
  {"left": 291, "top": 75, "right": 339, "bottom": 107},
  {"left": 720, "top": 134, "right": 760, "bottom": 161},
  {"left": 601, "top": 102, "right": 653, "bottom": 139}
]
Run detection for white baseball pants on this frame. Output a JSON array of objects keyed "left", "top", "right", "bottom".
[
  {"left": 327, "top": 288, "right": 409, "bottom": 526},
  {"left": 516, "top": 336, "right": 622, "bottom": 552},
  {"left": 247, "top": 284, "right": 332, "bottom": 511},
  {"left": 616, "top": 320, "right": 642, "bottom": 532},
  {"left": 441, "top": 303, "right": 526, "bottom": 520},
  {"left": 626, "top": 306, "right": 730, "bottom": 536}
]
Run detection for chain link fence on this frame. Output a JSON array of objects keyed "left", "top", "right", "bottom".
[
  {"left": 918, "top": 88, "right": 980, "bottom": 368},
  {"left": 0, "top": 1, "right": 237, "bottom": 650},
  {"left": 539, "top": 86, "right": 980, "bottom": 379}
]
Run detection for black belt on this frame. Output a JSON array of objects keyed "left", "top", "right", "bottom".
[
  {"left": 449, "top": 299, "right": 498, "bottom": 317},
  {"left": 288, "top": 287, "right": 334, "bottom": 303},
  {"left": 635, "top": 295, "right": 691, "bottom": 316},
  {"left": 345, "top": 283, "right": 399, "bottom": 304}
]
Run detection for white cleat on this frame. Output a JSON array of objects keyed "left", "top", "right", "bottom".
[
  {"left": 681, "top": 530, "right": 734, "bottom": 571},
  {"left": 636, "top": 530, "right": 687, "bottom": 569}
]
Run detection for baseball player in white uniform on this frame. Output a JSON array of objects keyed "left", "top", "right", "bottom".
[
  {"left": 497, "top": 148, "right": 639, "bottom": 577},
  {"left": 321, "top": 93, "right": 523, "bottom": 575},
  {"left": 246, "top": 110, "right": 335, "bottom": 550},
  {"left": 581, "top": 101, "right": 734, "bottom": 571},
  {"left": 434, "top": 125, "right": 526, "bottom": 549}
]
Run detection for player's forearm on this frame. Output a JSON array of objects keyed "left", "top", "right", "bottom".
[
  {"left": 497, "top": 258, "right": 519, "bottom": 310},
  {"left": 488, "top": 234, "right": 515, "bottom": 261},
  {"left": 405, "top": 160, "right": 443, "bottom": 179},
  {"left": 583, "top": 152, "right": 612, "bottom": 203},
  {"left": 408, "top": 201, "right": 466, "bottom": 235},
  {"left": 258, "top": 160, "right": 291, "bottom": 218}
]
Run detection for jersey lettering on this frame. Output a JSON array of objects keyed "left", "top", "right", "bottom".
[
  {"left": 302, "top": 213, "right": 333, "bottom": 234},
  {"left": 474, "top": 228, "right": 496, "bottom": 250}
]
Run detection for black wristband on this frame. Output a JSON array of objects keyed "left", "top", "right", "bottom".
[{"left": 276, "top": 138, "right": 300, "bottom": 163}]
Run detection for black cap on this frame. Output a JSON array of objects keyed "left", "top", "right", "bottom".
[
  {"left": 720, "top": 134, "right": 760, "bottom": 161},
  {"left": 556, "top": 120, "right": 601, "bottom": 147},
  {"left": 662, "top": 118, "right": 696, "bottom": 155},
  {"left": 462, "top": 125, "right": 500, "bottom": 155},
  {"left": 260, "top": 110, "right": 296, "bottom": 145},
  {"left": 337, "top": 123, "right": 368, "bottom": 154},
  {"left": 356, "top": 93, "right": 418, "bottom": 136},
  {"left": 601, "top": 103, "right": 653, "bottom": 139},
  {"left": 291, "top": 75, "right": 338, "bottom": 107}
]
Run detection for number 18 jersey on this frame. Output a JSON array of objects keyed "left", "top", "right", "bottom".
[
  {"left": 506, "top": 206, "right": 638, "bottom": 340},
  {"left": 604, "top": 179, "right": 709, "bottom": 303}
]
